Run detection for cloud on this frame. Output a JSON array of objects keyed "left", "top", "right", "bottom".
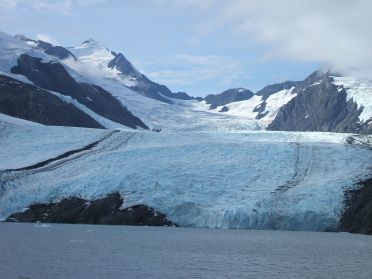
[
  {"left": 221, "top": 0, "right": 372, "bottom": 77},
  {"left": 139, "top": 54, "right": 248, "bottom": 88},
  {"left": 154, "top": 0, "right": 214, "bottom": 10},
  {"left": 0, "top": 0, "right": 110, "bottom": 15},
  {"left": 63, "top": 57, "right": 106, "bottom": 81},
  {"left": 158, "top": 0, "right": 372, "bottom": 78},
  {"left": 35, "top": 33, "right": 58, "bottom": 45}
]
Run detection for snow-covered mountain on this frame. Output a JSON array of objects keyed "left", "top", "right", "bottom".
[
  {"left": 0, "top": 30, "right": 371, "bottom": 232},
  {"left": 0, "top": 30, "right": 371, "bottom": 133},
  {"left": 204, "top": 88, "right": 254, "bottom": 110},
  {"left": 267, "top": 72, "right": 372, "bottom": 134},
  {"left": 67, "top": 39, "right": 178, "bottom": 103},
  {"left": 0, "top": 31, "right": 147, "bottom": 129},
  {"left": 215, "top": 71, "right": 372, "bottom": 134}
]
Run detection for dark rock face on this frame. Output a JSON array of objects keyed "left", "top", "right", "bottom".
[
  {"left": 131, "top": 76, "right": 174, "bottom": 104},
  {"left": 205, "top": 88, "right": 254, "bottom": 109},
  {"left": 0, "top": 75, "right": 104, "bottom": 128},
  {"left": 267, "top": 74, "right": 366, "bottom": 133},
  {"left": 108, "top": 53, "right": 141, "bottom": 78},
  {"left": 340, "top": 178, "right": 372, "bottom": 234},
  {"left": 14, "top": 35, "right": 75, "bottom": 60},
  {"left": 170, "top": 92, "right": 195, "bottom": 100},
  {"left": 219, "top": 106, "right": 229, "bottom": 112},
  {"left": 108, "top": 52, "right": 177, "bottom": 104},
  {"left": 256, "top": 81, "right": 297, "bottom": 99},
  {"left": 253, "top": 81, "right": 296, "bottom": 119},
  {"left": 359, "top": 119, "right": 372, "bottom": 134},
  {"left": 14, "top": 34, "right": 32, "bottom": 42},
  {"left": 35, "top": 41, "right": 77, "bottom": 60},
  {"left": 254, "top": 71, "right": 329, "bottom": 119},
  {"left": 11, "top": 54, "right": 148, "bottom": 129},
  {"left": 6, "top": 193, "right": 174, "bottom": 227}
]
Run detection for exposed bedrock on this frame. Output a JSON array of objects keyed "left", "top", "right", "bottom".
[
  {"left": 5, "top": 192, "right": 174, "bottom": 227},
  {"left": 0, "top": 75, "right": 104, "bottom": 128},
  {"left": 11, "top": 54, "right": 148, "bottom": 129},
  {"left": 340, "top": 177, "right": 372, "bottom": 234}
]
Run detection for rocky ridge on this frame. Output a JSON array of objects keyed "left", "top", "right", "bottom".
[{"left": 5, "top": 192, "right": 174, "bottom": 227}]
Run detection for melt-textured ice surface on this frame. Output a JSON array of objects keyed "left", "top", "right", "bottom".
[
  {"left": 0, "top": 113, "right": 43, "bottom": 127},
  {"left": 1, "top": 124, "right": 371, "bottom": 231},
  {"left": 0, "top": 124, "right": 108, "bottom": 170}
]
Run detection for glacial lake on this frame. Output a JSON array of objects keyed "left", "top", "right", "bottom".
[{"left": 0, "top": 223, "right": 371, "bottom": 279}]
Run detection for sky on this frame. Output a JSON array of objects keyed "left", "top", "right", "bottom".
[{"left": 0, "top": 0, "right": 370, "bottom": 97}]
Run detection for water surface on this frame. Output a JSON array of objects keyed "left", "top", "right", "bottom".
[{"left": 0, "top": 223, "right": 371, "bottom": 278}]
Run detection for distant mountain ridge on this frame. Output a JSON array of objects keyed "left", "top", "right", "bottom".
[
  {"left": 214, "top": 71, "right": 372, "bottom": 134},
  {"left": 204, "top": 88, "right": 254, "bottom": 110},
  {"left": 0, "top": 31, "right": 371, "bottom": 134},
  {"left": 0, "top": 31, "right": 148, "bottom": 129},
  {"left": 68, "top": 38, "right": 196, "bottom": 103}
]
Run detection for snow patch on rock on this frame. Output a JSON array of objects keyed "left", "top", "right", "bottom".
[{"left": 332, "top": 76, "right": 372, "bottom": 122}]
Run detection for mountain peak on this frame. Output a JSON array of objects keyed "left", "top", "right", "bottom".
[
  {"left": 79, "top": 38, "right": 111, "bottom": 53},
  {"left": 82, "top": 38, "right": 99, "bottom": 45},
  {"left": 14, "top": 34, "right": 35, "bottom": 43},
  {"left": 106, "top": 52, "right": 142, "bottom": 78}
]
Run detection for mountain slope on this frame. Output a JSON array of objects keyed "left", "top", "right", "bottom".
[
  {"left": 68, "top": 39, "right": 191, "bottom": 103},
  {"left": 268, "top": 73, "right": 372, "bottom": 134},
  {"left": 14, "top": 34, "right": 78, "bottom": 61},
  {"left": 204, "top": 88, "right": 254, "bottom": 110},
  {"left": 1, "top": 31, "right": 371, "bottom": 134},
  {"left": 11, "top": 53, "right": 147, "bottom": 129},
  {"left": 0, "top": 31, "right": 148, "bottom": 130},
  {"left": 0, "top": 75, "right": 104, "bottom": 128},
  {"left": 217, "top": 71, "right": 372, "bottom": 133}
]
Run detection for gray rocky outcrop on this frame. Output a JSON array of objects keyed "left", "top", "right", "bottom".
[
  {"left": 11, "top": 54, "right": 148, "bottom": 129},
  {"left": 267, "top": 73, "right": 370, "bottom": 133},
  {"left": 339, "top": 177, "right": 372, "bottom": 234},
  {"left": 205, "top": 88, "right": 254, "bottom": 109},
  {"left": 0, "top": 75, "right": 104, "bottom": 128},
  {"left": 5, "top": 193, "right": 174, "bottom": 227}
]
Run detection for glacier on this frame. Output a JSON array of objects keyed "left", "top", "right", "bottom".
[
  {"left": 1, "top": 31, "right": 372, "bottom": 231},
  {"left": 1, "top": 123, "right": 371, "bottom": 231}
]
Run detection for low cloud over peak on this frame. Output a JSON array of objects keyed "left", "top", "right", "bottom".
[
  {"left": 223, "top": 0, "right": 372, "bottom": 77},
  {"left": 162, "top": 0, "right": 372, "bottom": 78}
]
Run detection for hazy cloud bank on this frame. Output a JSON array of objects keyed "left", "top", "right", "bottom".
[{"left": 159, "top": 0, "right": 372, "bottom": 77}]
